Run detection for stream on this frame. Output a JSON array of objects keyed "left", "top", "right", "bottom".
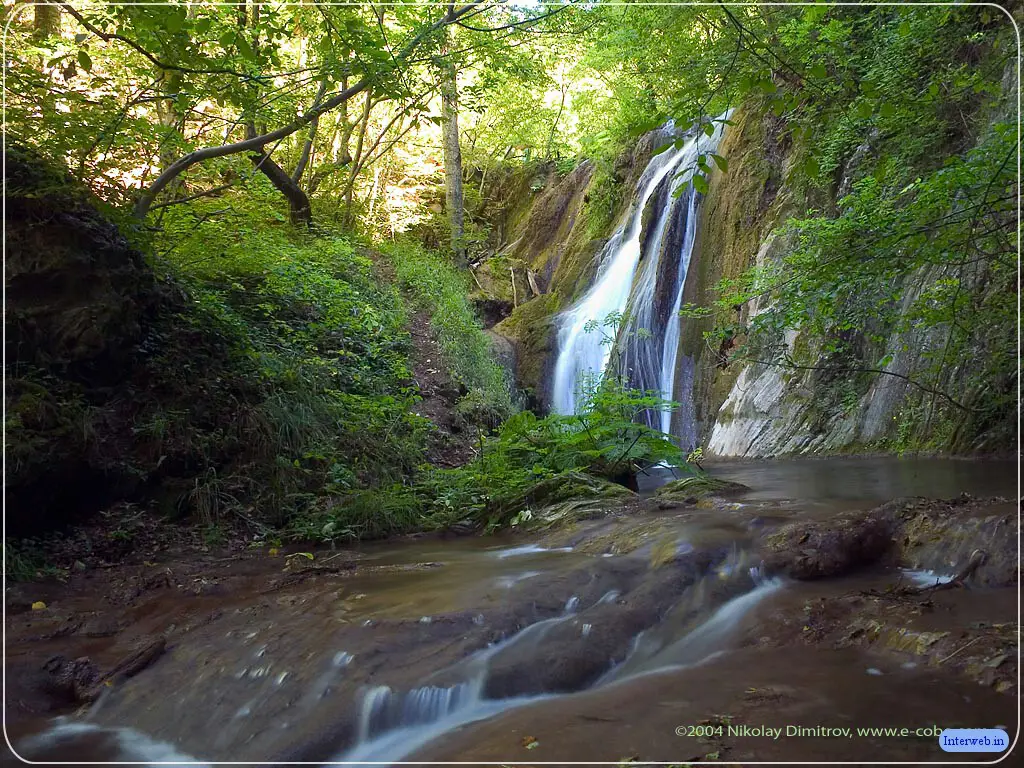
[{"left": 7, "top": 457, "right": 1018, "bottom": 765}]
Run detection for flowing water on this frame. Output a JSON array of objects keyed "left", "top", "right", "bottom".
[
  {"left": 7, "top": 458, "right": 1017, "bottom": 765},
  {"left": 551, "top": 117, "right": 728, "bottom": 431}
]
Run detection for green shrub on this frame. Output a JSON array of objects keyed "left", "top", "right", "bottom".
[
  {"left": 141, "top": 198, "right": 429, "bottom": 525},
  {"left": 299, "top": 377, "right": 685, "bottom": 540}
]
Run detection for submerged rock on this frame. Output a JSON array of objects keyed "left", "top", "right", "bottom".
[
  {"left": 761, "top": 495, "right": 1018, "bottom": 585},
  {"left": 894, "top": 495, "right": 1018, "bottom": 587}
]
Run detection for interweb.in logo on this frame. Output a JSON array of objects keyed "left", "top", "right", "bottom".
[{"left": 939, "top": 728, "right": 1010, "bottom": 753}]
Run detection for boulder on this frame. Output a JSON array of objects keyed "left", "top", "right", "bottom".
[
  {"left": 654, "top": 473, "right": 750, "bottom": 501},
  {"left": 762, "top": 510, "right": 895, "bottom": 579}
]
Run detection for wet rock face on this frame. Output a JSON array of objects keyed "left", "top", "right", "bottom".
[
  {"left": 474, "top": 298, "right": 514, "bottom": 328},
  {"left": 39, "top": 655, "right": 100, "bottom": 704},
  {"left": 894, "top": 495, "right": 1019, "bottom": 587}
]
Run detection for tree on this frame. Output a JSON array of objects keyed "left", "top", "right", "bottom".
[
  {"left": 130, "top": 3, "right": 487, "bottom": 220},
  {"left": 33, "top": 1, "right": 60, "bottom": 40},
  {"left": 439, "top": 39, "right": 466, "bottom": 264}
]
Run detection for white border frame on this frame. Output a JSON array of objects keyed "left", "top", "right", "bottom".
[{"left": 2, "top": 1, "right": 1020, "bottom": 764}]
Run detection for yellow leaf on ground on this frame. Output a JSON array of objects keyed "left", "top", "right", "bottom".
[{"left": 31, "top": 601, "right": 46, "bottom": 610}]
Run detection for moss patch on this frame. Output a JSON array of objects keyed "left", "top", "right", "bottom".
[{"left": 654, "top": 474, "right": 750, "bottom": 501}]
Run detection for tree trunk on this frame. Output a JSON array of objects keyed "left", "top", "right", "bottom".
[
  {"left": 292, "top": 79, "right": 328, "bottom": 185},
  {"left": 342, "top": 91, "right": 373, "bottom": 226},
  {"left": 440, "top": 54, "right": 465, "bottom": 265},
  {"left": 33, "top": 2, "right": 60, "bottom": 40},
  {"left": 546, "top": 81, "right": 568, "bottom": 160},
  {"left": 234, "top": 1, "right": 310, "bottom": 225},
  {"left": 154, "top": 68, "right": 184, "bottom": 172},
  {"left": 132, "top": 2, "right": 485, "bottom": 219},
  {"left": 246, "top": 125, "right": 313, "bottom": 225},
  {"left": 337, "top": 75, "right": 354, "bottom": 164}
]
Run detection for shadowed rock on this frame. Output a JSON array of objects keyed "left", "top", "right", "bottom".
[{"left": 762, "top": 510, "right": 895, "bottom": 579}]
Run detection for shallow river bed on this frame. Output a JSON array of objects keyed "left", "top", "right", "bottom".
[{"left": 5, "top": 457, "right": 1019, "bottom": 765}]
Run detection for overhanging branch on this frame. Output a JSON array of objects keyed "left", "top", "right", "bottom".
[{"left": 133, "top": 2, "right": 485, "bottom": 219}]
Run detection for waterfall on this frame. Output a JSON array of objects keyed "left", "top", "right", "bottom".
[
  {"left": 550, "top": 125, "right": 689, "bottom": 416},
  {"left": 551, "top": 115, "right": 729, "bottom": 444}
]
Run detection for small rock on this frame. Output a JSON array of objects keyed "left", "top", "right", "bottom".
[{"left": 82, "top": 616, "right": 121, "bottom": 638}]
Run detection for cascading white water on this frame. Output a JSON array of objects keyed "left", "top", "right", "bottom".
[
  {"left": 552, "top": 115, "right": 729, "bottom": 443},
  {"left": 551, "top": 127, "right": 690, "bottom": 416},
  {"left": 338, "top": 569, "right": 780, "bottom": 765},
  {"left": 341, "top": 613, "right": 572, "bottom": 762},
  {"left": 655, "top": 187, "right": 699, "bottom": 434}
]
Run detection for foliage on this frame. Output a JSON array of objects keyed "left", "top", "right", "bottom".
[
  {"left": 379, "top": 239, "right": 515, "bottom": 422},
  {"left": 7, "top": 1, "right": 1017, "bottom": 557},
  {"left": 6, "top": 0, "right": 593, "bottom": 227},
  {"left": 690, "top": 7, "right": 1016, "bottom": 448},
  {"left": 141, "top": 194, "right": 431, "bottom": 525},
  {"left": 580, "top": 160, "right": 626, "bottom": 241},
  {"left": 295, "top": 376, "right": 684, "bottom": 540},
  {"left": 4, "top": 540, "right": 67, "bottom": 582}
]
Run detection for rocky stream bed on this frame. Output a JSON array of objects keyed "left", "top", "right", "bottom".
[{"left": 4, "top": 458, "right": 1019, "bottom": 765}]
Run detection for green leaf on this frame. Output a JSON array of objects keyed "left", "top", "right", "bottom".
[
  {"left": 702, "top": 122, "right": 715, "bottom": 137},
  {"left": 166, "top": 9, "right": 185, "bottom": 34},
  {"left": 650, "top": 141, "right": 675, "bottom": 158},
  {"left": 236, "top": 36, "right": 257, "bottom": 61},
  {"left": 710, "top": 154, "right": 728, "bottom": 173},
  {"left": 692, "top": 174, "right": 709, "bottom": 195},
  {"left": 628, "top": 117, "right": 666, "bottom": 138},
  {"left": 77, "top": 50, "right": 92, "bottom": 72},
  {"left": 671, "top": 178, "right": 691, "bottom": 198},
  {"left": 809, "top": 64, "right": 827, "bottom": 79},
  {"left": 879, "top": 102, "right": 896, "bottom": 119}
]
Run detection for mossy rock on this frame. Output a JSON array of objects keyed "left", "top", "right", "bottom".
[
  {"left": 654, "top": 474, "right": 750, "bottom": 502},
  {"left": 493, "top": 293, "right": 561, "bottom": 396},
  {"left": 495, "top": 471, "right": 636, "bottom": 532}
]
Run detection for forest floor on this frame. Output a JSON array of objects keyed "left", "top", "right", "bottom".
[
  {"left": 400, "top": 291, "right": 480, "bottom": 469},
  {"left": 371, "top": 252, "right": 479, "bottom": 469}
]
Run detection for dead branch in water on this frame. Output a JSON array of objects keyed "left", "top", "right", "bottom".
[{"left": 914, "top": 549, "right": 987, "bottom": 594}]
